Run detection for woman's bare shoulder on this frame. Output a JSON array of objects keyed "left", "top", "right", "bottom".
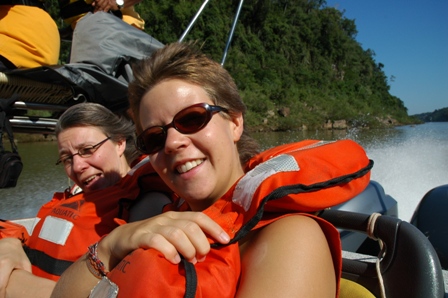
[{"left": 237, "top": 215, "right": 336, "bottom": 297}]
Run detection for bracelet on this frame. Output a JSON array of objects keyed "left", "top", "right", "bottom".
[{"left": 87, "top": 242, "right": 109, "bottom": 279}]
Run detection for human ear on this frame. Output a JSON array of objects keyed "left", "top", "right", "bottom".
[
  {"left": 231, "top": 113, "right": 244, "bottom": 142},
  {"left": 116, "top": 139, "right": 127, "bottom": 157}
]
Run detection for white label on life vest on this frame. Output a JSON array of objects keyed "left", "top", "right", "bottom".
[
  {"left": 38, "top": 216, "right": 74, "bottom": 245},
  {"left": 233, "top": 154, "right": 299, "bottom": 211}
]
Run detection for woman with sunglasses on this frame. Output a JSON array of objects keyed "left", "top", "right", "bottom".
[
  {"left": 48, "top": 42, "right": 355, "bottom": 297},
  {"left": 0, "top": 103, "right": 177, "bottom": 297}
]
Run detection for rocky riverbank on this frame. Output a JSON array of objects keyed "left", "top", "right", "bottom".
[
  {"left": 5, "top": 114, "right": 414, "bottom": 144},
  {"left": 5, "top": 133, "right": 57, "bottom": 144}
]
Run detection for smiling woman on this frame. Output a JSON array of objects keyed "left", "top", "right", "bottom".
[
  {"left": 0, "top": 103, "right": 172, "bottom": 297},
  {"left": 49, "top": 42, "right": 373, "bottom": 298}
]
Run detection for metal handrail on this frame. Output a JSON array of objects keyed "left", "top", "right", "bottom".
[
  {"left": 221, "top": 0, "right": 244, "bottom": 66},
  {"left": 178, "top": 0, "right": 211, "bottom": 42},
  {"left": 178, "top": 0, "right": 244, "bottom": 67}
]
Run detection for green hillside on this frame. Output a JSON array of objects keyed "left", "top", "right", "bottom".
[
  {"left": 413, "top": 107, "right": 448, "bottom": 122},
  {"left": 47, "top": 0, "right": 419, "bottom": 131}
]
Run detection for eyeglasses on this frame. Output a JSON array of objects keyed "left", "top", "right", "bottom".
[
  {"left": 136, "top": 103, "right": 228, "bottom": 154},
  {"left": 56, "top": 137, "right": 111, "bottom": 166}
]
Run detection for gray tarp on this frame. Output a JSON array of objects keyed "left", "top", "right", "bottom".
[{"left": 70, "top": 11, "right": 164, "bottom": 76}]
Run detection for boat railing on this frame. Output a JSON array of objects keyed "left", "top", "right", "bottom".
[{"left": 0, "top": 70, "right": 76, "bottom": 135}]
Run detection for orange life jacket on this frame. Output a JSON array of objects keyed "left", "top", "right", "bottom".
[
  {"left": 103, "top": 140, "right": 372, "bottom": 297},
  {"left": 23, "top": 157, "right": 171, "bottom": 281},
  {"left": 0, "top": 219, "right": 29, "bottom": 244}
]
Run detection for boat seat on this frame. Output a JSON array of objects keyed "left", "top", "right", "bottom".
[
  {"left": 0, "top": 71, "right": 74, "bottom": 105},
  {"left": 320, "top": 209, "right": 445, "bottom": 298},
  {"left": 410, "top": 184, "right": 448, "bottom": 270},
  {"left": 1, "top": 62, "right": 133, "bottom": 136},
  {"left": 0, "top": 70, "right": 80, "bottom": 135}
]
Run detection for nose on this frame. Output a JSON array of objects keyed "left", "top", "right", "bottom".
[
  {"left": 71, "top": 154, "right": 89, "bottom": 173},
  {"left": 164, "top": 127, "right": 189, "bottom": 153}
]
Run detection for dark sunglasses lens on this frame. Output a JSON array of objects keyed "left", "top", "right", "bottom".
[
  {"left": 139, "top": 127, "right": 166, "bottom": 154},
  {"left": 175, "top": 106, "right": 209, "bottom": 133},
  {"left": 136, "top": 135, "right": 147, "bottom": 152}
]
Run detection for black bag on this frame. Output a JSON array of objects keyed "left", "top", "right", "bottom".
[
  {"left": 0, "top": 95, "right": 23, "bottom": 188},
  {"left": 0, "top": 151, "right": 23, "bottom": 188}
]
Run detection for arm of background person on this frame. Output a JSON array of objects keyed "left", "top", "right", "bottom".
[
  {"left": 92, "top": 0, "right": 142, "bottom": 12},
  {"left": 51, "top": 212, "right": 230, "bottom": 298},
  {"left": 0, "top": 238, "right": 31, "bottom": 298},
  {"left": 236, "top": 215, "right": 337, "bottom": 297},
  {"left": 6, "top": 270, "right": 55, "bottom": 298}
]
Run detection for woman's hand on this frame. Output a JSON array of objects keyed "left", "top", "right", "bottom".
[
  {"left": 99, "top": 211, "right": 230, "bottom": 270},
  {"left": 92, "top": 0, "right": 119, "bottom": 12},
  {"left": 0, "top": 238, "right": 31, "bottom": 298}
]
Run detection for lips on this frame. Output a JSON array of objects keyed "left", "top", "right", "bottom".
[
  {"left": 176, "top": 159, "right": 204, "bottom": 174},
  {"left": 83, "top": 174, "right": 100, "bottom": 186}
]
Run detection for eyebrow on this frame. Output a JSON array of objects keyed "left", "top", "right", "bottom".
[{"left": 58, "top": 141, "right": 96, "bottom": 155}]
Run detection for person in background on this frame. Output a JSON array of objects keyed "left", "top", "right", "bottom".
[
  {"left": 0, "top": 3, "right": 60, "bottom": 70},
  {"left": 59, "top": 0, "right": 145, "bottom": 32},
  {"left": 0, "top": 103, "right": 173, "bottom": 298}
]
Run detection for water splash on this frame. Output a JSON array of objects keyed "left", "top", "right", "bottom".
[
  {"left": 362, "top": 123, "right": 448, "bottom": 221},
  {"left": 255, "top": 122, "right": 448, "bottom": 222}
]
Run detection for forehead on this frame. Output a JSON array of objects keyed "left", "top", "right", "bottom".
[
  {"left": 57, "top": 126, "right": 105, "bottom": 150},
  {"left": 139, "top": 79, "right": 212, "bottom": 128}
]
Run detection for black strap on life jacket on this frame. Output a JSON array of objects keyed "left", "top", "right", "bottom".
[
  {"left": 182, "top": 258, "right": 197, "bottom": 298},
  {"left": 222, "top": 159, "right": 374, "bottom": 246},
  {"left": 23, "top": 245, "right": 74, "bottom": 276}
]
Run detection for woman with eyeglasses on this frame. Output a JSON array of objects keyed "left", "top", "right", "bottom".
[
  {"left": 0, "top": 103, "right": 175, "bottom": 297},
  {"left": 48, "top": 42, "right": 356, "bottom": 298}
]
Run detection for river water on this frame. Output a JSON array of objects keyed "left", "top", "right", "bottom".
[{"left": 1, "top": 122, "right": 447, "bottom": 221}]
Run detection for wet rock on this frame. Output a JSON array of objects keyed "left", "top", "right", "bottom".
[{"left": 278, "top": 107, "right": 290, "bottom": 117}]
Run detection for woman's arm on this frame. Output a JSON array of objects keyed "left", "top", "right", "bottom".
[
  {"left": 49, "top": 253, "right": 95, "bottom": 298},
  {"left": 6, "top": 270, "right": 55, "bottom": 298},
  {"left": 237, "top": 215, "right": 336, "bottom": 298},
  {"left": 51, "top": 211, "right": 230, "bottom": 298},
  {"left": 0, "top": 238, "right": 32, "bottom": 298}
]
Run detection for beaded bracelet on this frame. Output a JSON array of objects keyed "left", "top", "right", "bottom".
[{"left": 87, "top": 242, "right": 109, "bottom": 279}]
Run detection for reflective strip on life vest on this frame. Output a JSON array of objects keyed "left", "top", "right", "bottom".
[
  {"left": 234, "top": 153, "right": 299, "bottom": 211},
  {"left": 38, "top": 216, "right": 74, "bottom": 245}
]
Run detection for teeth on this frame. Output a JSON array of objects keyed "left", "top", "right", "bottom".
[
  {"left": 177, "top": 159, "right": 204, "bottom": 174},
  {"left": 84, "top": 175, "right": 96, "bottom": 185}
]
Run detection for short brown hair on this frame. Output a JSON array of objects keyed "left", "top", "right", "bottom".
[{"left": 128, "top": 42, "right": 259, "bottom": 165}]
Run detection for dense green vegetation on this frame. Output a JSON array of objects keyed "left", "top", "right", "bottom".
[
  {"left": 46, "top": 0, "right": 418, "bottom": 131},
  {"left": 413, "top": 107, "right": 448, "bottom": 122}
]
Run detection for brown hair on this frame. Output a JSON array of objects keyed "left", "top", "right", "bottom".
[{"left": 128, "top": 41, "right": 259, "bottom": 165}]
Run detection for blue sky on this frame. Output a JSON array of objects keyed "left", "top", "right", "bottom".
[{"left": 325, "top": 0, "right": 448, "bottom": 115}]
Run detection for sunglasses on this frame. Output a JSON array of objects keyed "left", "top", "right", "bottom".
[{"left": 136, "top": 103, "right": 228, "bottom": 154}]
